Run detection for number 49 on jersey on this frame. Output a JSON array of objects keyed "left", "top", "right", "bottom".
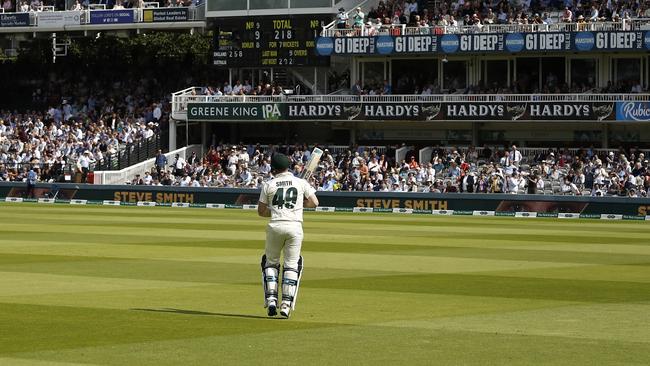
[{"left": 272, "top": 187, "right": 298, "bottom": 209}]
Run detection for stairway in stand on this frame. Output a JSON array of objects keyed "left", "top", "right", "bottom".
[{"left": 273, "top": 68, "right": 288, "bottom": 87}]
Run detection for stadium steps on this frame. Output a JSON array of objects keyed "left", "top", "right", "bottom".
[{"left": 274, "top": 69, "right": 288, "bottom": 87}]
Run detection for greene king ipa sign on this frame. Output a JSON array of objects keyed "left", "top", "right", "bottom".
[{"left": 187, "top": 103, "right": 284, "bottom": 121}]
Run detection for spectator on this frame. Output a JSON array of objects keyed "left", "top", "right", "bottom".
[
  {"left": 154, "top": 149, "right": 167, "bottom": 175},
  {"left": 78, "top": 150, "right": 94, "bottom": 183},
  {"left": 336, "top": 7, "right": 349, "bottom": 29},
  {"left": 26, "top": 169, "right": 37, "bottom": 198},
  {"left": 511, "top": 145, "right": 522, "bottom": 167},
  {"left": 353, "top": 7, "right": 365, "bottom": 28},
  {"left": 589, "top": 6, "right": 600, "bottom": 22},
  {"left": 351, "top": 80, "right": 362, "bottom": 95},
  {"left": 382, "top": 80, "right": 392, "bottom": 95},
  {"left": 2, "top": 0, "right": 12, "bottom": 12}
]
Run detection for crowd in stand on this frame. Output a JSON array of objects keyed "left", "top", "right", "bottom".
[
  {"left": 132, "top": 143, "right": 650, "bottom": 197},
  {"left": 351, "top": 78, "right": 646, "bottom": 96},
  {"left": 335, "top": 0, "right": 649, "bottom": 34},
  {"left": 197, "top": 76, "right": 643, "bottom": 98},
  {"left": 0, "top": 75, "right": 166, "bottom": 183},
  {"left": 195, "top": 81, "right": 295, "bottom": 97}
]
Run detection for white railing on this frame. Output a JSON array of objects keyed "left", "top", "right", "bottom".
[
  {"left": 171, "top": 88, "right": 650, "bottom": 119},
  {"left": 256, "top": 144, "right": 386, "bottom": 156},
  {"left": 93, "top": 144, "right": 203, "bottom": 185},
  {"left": 323, "top": 0, "right": 372, "bottom": 30},
  {"left": 173, "top": 89, "right": 650, "bottom": 105},
  {"left": 171, "top": 89, "right": 650, "bottom": 120},
  {"left": 321, "top": 18, "right": 649, "bottom": 37}
]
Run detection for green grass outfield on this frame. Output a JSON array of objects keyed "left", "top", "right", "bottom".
[{"left": 0, "top": 203, "right": 649, "bottom": 365}]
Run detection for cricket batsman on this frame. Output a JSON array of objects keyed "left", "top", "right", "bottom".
[{"left": 257, "top": 153, "right": 319, "bottom": 318}]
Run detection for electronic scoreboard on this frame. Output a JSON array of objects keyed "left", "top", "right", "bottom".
[{"left": 213, "top": 15, "right": 331, "bottom": 68}]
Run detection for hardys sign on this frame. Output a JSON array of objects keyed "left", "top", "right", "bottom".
[
  {"left": 316, "top": 31, "right": 648, "bottom": 56},
  {"left": 187, "top": 101, "right": 616, "bottom": 122}
]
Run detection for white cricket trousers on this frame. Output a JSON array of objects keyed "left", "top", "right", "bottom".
[{"left": 265, "top": 221, "right": 303, "bottom": 269}]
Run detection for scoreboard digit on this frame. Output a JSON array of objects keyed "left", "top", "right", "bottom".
[{"left": 213, "top": 15, "right": 331, "bottom": 68}]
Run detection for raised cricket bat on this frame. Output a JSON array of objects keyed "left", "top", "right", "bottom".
[{"left": 300, "top": 147, "right": 323, "bottom": 180}]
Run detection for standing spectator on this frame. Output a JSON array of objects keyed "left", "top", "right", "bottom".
[
  {"left": 26, "top": 169, "right": 37, "bottom": 198},
  {"left": 188, "top": 151, "right": 198, "bottom": 165},
  {"left": 507, "top": 171, "right": 522, "bottom": 194},
  {"left": 462, "top": 172, "right": 476, "bottom": 192},
  {"left": 153, "top": 103, "right": 162, "bottom": 122},
  {"left": 78, "top": 151, "right": 94, "bottom": 183},
  {"left": 336, "top": 7, "right": 349, "bottom": 29},
  {"left": 353, "top": 7, "right": 365, "bottom": 28},
  {"left": 527, "top": 173, "right": 539, "bottom": 194},
  {"left": 154, "top": 149, "right": 167, "bottom": 176},
  {"left": 351, "top": 80, "right": 362, "bottom": 95},
  {"left": 173, "top": 154, "right": 185, "bottom": 176},
  {"left": 382, "top": 80, "right": 392, "bottom": 95},
  {"left": 511, "top": 145, "right": 522, "bottom": 167}
]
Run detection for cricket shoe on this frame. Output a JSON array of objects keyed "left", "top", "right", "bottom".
[
  {"left": 280, "top": 303, "right": 291, "bottom": 318},
  {"left": 267, "top": 300, "right": 277, "bottom": 317}
]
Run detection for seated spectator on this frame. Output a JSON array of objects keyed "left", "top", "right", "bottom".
[
  {"left": 589, "top": 6, "right": 599, "bottom": 22},
  {"left": 29, "top": 0, "right": 40, "bottom": 11},
  {"left": 484, "top": 8, "right": 496, "bottom": 24},
  {"left": 561, "top": 7, "right": 573, "bottom": 22}
]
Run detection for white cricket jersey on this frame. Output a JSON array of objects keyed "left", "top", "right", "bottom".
[{"left": 259, "top": 172, "right": 316, "bottom": 222}]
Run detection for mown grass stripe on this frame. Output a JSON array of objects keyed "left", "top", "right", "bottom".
[{"left": 1, "top": 203, "right": 648, "bottom": 365}]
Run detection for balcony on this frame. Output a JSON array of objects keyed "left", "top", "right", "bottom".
[
  {"left": 206, "top": 0, "right": 340, "bottom": 17},
  {"left": 170, "top": 87, "right": 650, "bottom": 122}
]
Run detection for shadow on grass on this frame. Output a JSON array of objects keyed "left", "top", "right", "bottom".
[{"left": 131, "top": 307, "right": 276, "bottom": 320}]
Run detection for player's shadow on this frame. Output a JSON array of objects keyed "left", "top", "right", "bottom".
[{"left": 131, "top": 307, "right": 272, "bottom": 320}]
